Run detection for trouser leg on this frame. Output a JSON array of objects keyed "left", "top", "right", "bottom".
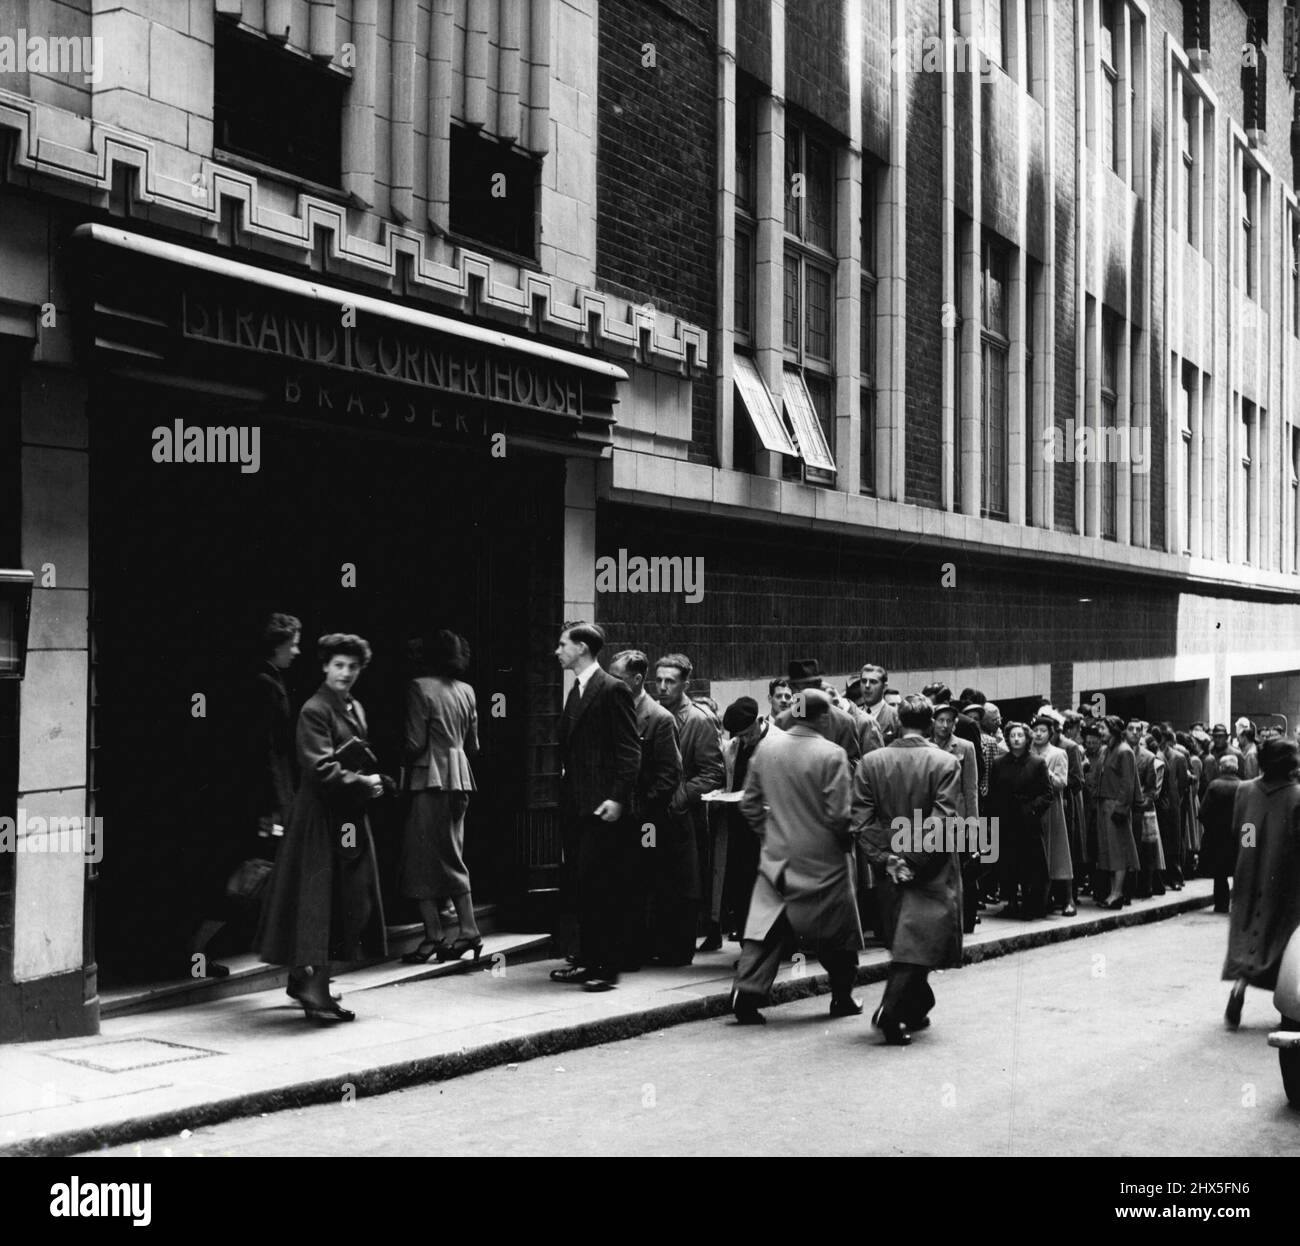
[
  {"left": 879, "top": 961, "right": 926, "bottom": 1024},
  {"left": 816, "top": 946, "right": 859, "bottom": 1001},
  {"left": 732, "top": 914, "right": 790, "bottom": 1006},
  {"left": 1213, "top": 875, "right": 1231, "bottom": 911}
]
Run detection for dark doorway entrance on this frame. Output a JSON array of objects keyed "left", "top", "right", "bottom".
[{"left": 89, "top": 380, "right": 563, "bottom": 984}]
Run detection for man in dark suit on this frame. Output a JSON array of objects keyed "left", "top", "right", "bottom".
[
  {"left": 859, "top": 663, "right": 900, "bottom": 746},
  {"left": 551, "top": 621, "right": 641, "bottom": 991},
  {"left": 609, "top": 649, "right": 683, "bottom": 969}
]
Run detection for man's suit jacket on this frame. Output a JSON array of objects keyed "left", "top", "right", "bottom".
[
  {"left": 559, "top": 665, "right": 640, "bottom": 817},
  {"left": 851, "top": 736, "right": 963, "bottom": 968},
  {"left": 632, "top": 691, "right": 682, "bottom": 809},
  {"left": 250, "top": 662, "right": 296, "bottom": 826},
  {"left": 739, "top": 723, "right": 860, "bottom": 948},
  {"left": 864, "top": 700, "right": 899, "bottom": 746},
  {"left": 668, "top": 699, "right": 725, "bottom": 817}
]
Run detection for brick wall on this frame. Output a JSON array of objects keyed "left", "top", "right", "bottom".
[
  {"left": 596, "top": 502, "right": 1185, "bottom": 681},
  {"left": 735, "top": 0, "right": 770, "bottom": 85},
  {"left": 596, "top": 0, "right": 718, "bottom": 463},
  {"left": 786, "top": 0, "right": 849, "bottom": 133}
]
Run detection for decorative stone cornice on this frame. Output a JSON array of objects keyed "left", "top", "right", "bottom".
[{"left": 0, "top": 90, "right": 708, "bottom": 373}]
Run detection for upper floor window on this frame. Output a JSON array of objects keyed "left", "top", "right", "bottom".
[
  {"left": 982, "top": 0, "right": 1008, "bottom": 69},
  {"left": 448, "top": 125, "right": 538, "bottom": 259},
  {"left": 861, "top": 167, "right": 879, "bottom": 496},
  {"left": 1100, "top": 309, "right": 1120, "bottom": 541},
  {"left": 1100, "top": 1, "right": 1120, "bottom": 175},
  {"left": 981, "top": 239, "right": 1010, "bottom": 520},
  {"left": 783, "top": 117, "right": 836, "bottom": 371},
  {"left": 214, "top": 23, "right": 344, "bottom": 187},
  {"left": 1239, "top": 160, "right": 1260, "bottom": 302},
  {"left": 1291, "top": 212, "right": 1300, "bottom": 337}
]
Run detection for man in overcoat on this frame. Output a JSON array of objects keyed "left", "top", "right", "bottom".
[
  {"left": 551, "top": 621, "right": 641, "bottom": 991},
  {"left": 852, "top": 694, "right": 963, "bottom": 1045},
  {"left": 932, "top": 699, "right": 981, "bottom": 933},
  {"left": 609, "top": 649, "right": 683, "bottom": 969},
  {"left": 1154, "top": 724, "right": 1188, "bottom": 889},
  {"left": 730, "top": 690, "right": 863, "bottom": 1025},
  {"left": 655, "top": 652, "right": 725, "bottom": 965},
  {"left": 1222, "top": 737, "right": 1300, "bottom": 1029}
]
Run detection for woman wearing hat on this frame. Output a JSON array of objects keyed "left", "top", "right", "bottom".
[
  {"left": 1095, "top": 715, "right": 1143, "bottom": 909},
  {"left": 988, "top": 723, "right": 1054, "bottom": 918}
]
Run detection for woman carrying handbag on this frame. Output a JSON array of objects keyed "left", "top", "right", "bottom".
[{"left": 257, "top": 633, "right": 390, "bottom": 1021}]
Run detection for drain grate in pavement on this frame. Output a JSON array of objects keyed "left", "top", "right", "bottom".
[{"left": 43, "top": 1038, "right": 222, "bottom": 1073}]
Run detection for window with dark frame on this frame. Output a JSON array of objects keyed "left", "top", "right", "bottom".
[
  {"left": 980, "top": 239, "right": 1010, "bottom": 520},
  {"left": 448, "top": 125, "right": 538, "bottom": 259},
  {"left": 1182, "top": 85, "right": 1197, "bottom": 245},
  {"left": 734, "top": 76, "right": 759, "bottom": 349},
  {"left": 954, "top": 226, "right": 965, "bottom": 512},
  {"left": 1100, "top": 1, "right": 1120, "bottom": 176},
  {"left": 1292, "top": 427, "right": 1300, "bottom": 572},
  {"left": 861, "top": 167, "right": 878, "bottom": 495},
  {"left": 783, "top": 114, "right": 838, "bottom": 478},
  {"left": 1241, "top": 401, "right": 1256, "bottom": 563},
  {"left": 1240, "top": 162, "right": 1258, "bottom": 301},
  {"left": 214, "top": 22, "right": 344, "bottom": 187},
  {"left": 1100, "top": 310, "right": 1119, "bottom": 541},
  {"left": 1025, "top": 260, "right": 1041, "bottom": 526},
  {"left": 1291, "top": 213, "right": 1300, "bottom": 337}
]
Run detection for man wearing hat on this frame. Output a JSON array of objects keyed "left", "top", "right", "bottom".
[
  {"left": 730, "top": 689, "right": 863, "bottom": 1024},
  {"left": 698, "top": 696, "right": 768, "bottom": 951},
  {"left": 777, "top": 659, "right": 867, "bottom": 765},
  {"left": 1222, "top": 736, "right": 1300, "bottom": 1028}
]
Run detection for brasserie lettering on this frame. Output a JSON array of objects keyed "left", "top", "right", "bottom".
[{"left": 182, "top": 295, "right": 584, "bottom": 416}]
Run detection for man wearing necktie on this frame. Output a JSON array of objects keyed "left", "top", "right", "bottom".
[{"left": 551, "top": 620, "right": 641, "bottom": 991}]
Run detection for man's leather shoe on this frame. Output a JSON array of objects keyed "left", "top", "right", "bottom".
[
  {"left": 829, "top": 996, "right": 863, "bottom": 1018},
  {"left": 733, "top": 1003, "right": 765, "bottom": 1025},
  {"left": 871, "top": 1006, "right": 911, "bottom": 1046},
  {"left": 1225, "top": 986, "right": 1245, "bottom": 1030},
  {"left": 698, "top": 922, "right": 724, "bottom": 953},
  {"left": 583, "top": 976, "right": 617, "bottom": 992},
  {"left": 550, "top": 964, "right": 595, "bottom": 984}
]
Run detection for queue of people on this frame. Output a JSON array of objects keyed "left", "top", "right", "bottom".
[{"left": 205, "top": 612, "right": 1297, "bottom": 1040}]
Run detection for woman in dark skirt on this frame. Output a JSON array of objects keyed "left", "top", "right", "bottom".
[
  {"left": 988, "top": 723, "right": 1054, "bottom": 919},
  {"left": 399, "top": 630, "right": 482, "bottom": 963},
  {"left": 257, "top": 633, "right": 388, "bottom": 1021}
]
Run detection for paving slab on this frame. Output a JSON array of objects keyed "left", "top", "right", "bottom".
[{"left": 0, "top": 882, "right": 1214, "bottom": 1156}]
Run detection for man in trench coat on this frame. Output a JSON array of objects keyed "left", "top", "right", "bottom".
[
  {"left": 730, "top": 689, "right": 863, "bottom": 1025},
  {"left": 852, "top": 694, "right": 963, "bottom": 1045},
  {"left": 1222, "top": 736, "right": 1300, "bottom": 1029}
]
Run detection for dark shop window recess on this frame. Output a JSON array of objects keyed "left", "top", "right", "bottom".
[
  {"left": 449, "top": 126, "right": 539, "bottom": 259},
  {"left": 214, "top": 24, "right": 344, "bottom": 188}
]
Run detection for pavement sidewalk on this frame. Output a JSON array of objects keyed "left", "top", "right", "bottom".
[{"left": 1, "top": 881, "right": 1215, "bottom": 1156}]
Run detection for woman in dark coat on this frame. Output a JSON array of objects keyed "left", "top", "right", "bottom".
[
  {"left": 399, "top": 630, "right": 482, "bottom": 964},
  {"left": 1223, "top": 737, "right": 1300, "bottom": 1028},
  {"left": 257, "top": 633, "right": 388, "bottom": 1021},
  {"left": 989, "top": 723, "right": 1053, "bottom": 919},
  {"left": 1197, "top": 755, "right": 1241, "bottom": 913}
]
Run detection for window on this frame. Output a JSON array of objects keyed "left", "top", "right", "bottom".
[
  {"left": 1240, "top": 162, "right": 1258, "bottom": 301},
  {"left": 735, "top": 228, "right": 754, "bottom": 340},
  {"left": 448, "top": 125, "right": 538, "bottom": 257},
  {"left": 981, "top": 240, "right": 1010, "bottom": 519},
  {"left": 1100, "top": 311, "right": 1119, "bottom": 541},
  {"left": 734, "top": 77, "right": 760, "bottom": 346},
  {"left": 1291, "top": 214, "right": 1300, "bottom": 337},
  {"left": 954, "top": 226, "right": 966, "bottom": 512},
  {"left": 214, "top": 23, "right": 344, "bottom": 186},
  {"left": 783, "top": 116, "right": 838, "bottom": 476},
  {"left": 1025, "top": 260, "right": 1042, "bottom": 525},
  {"left": 861, "top": 170, "right": 878, "bottom": 495},
  {"left": 1292, "top": 428, "right": 1300, "bottom": 572},
  {"left": 1181, "top": 86, "right": 1198, "bottom": 244},
  {"left": 1100, "top": 1, "right": 1120, "bottom": 175},
  {"left": 1241, "top": 402, "right": 1256, "bottom": 563}
]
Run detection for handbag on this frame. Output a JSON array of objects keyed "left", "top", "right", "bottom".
[
  {"left": 1140, "top": 810, "right": 1160, "bottom": 843},
  {"left": 225, "top": 856, "right": 273, "bottom": 906}
]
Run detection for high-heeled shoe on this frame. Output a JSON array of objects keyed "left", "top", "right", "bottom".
[
  {"left": 435, "top": 936, "right": 483, "bottom": 963},
  {"left": 401, "top": 938, "right": 449, "bottom": 964},
  {"left": 1100, "top": 896, "right": 1125, "bottom": 910}
]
